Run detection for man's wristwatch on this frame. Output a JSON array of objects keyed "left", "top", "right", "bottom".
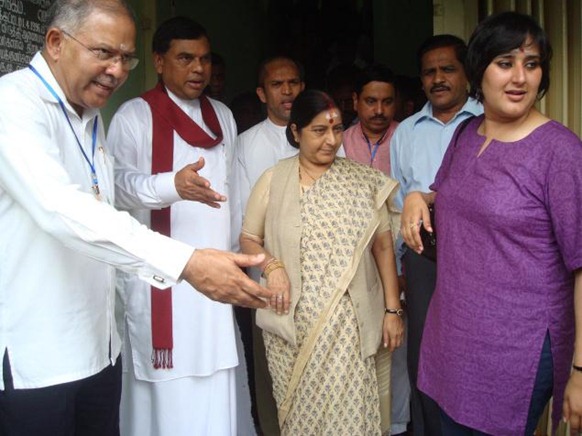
[{"left": 385, "top": 308, "right": 404, "bottom": 317}]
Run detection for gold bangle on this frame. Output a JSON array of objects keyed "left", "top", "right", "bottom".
[
  {"left": 263, "top": 260, "right": 284, "bottom": 277},
  {"left": 261, "top": 257, "right": 277, "bottom": 272},
  {"left": 262, "top": 259, "right": 285, "bottom": 278}
]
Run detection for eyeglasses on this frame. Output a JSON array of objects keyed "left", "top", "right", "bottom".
[{"left": 62, "top": 30, "right": 139, "bottom": 71}]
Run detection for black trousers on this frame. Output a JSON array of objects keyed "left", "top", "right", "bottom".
[
  {"left": 0, "top": 351, "right": 121, "bottom": 436},
  {"left": 403, "top": 249, "right": 442, "bottom": 436}
]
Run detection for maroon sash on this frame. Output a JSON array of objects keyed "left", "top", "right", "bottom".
[{"left": 141, "top": 82, "right": 223, "bottom": 369}]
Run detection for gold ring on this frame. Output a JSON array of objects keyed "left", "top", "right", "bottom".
[{"left": 409, "top": 222, "right": 417, "bottom": 229}]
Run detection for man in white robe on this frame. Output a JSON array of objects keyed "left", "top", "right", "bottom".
[{"left": 108, "top": 17, "right": 253, "bottom": 436}]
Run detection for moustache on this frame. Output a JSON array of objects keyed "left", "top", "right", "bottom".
[
  {"left": 95, "top": 74, "right": 119, "bottom": 89},
  {"left": 430, "top": 85, "right": 450, "bottom": 93},
  {"left": 370, "top": 115, "right": 388, "bottom": 121}
]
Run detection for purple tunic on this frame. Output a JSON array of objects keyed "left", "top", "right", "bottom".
[{"left": 418, "top": 116, "right": 582, "bottom": 435}]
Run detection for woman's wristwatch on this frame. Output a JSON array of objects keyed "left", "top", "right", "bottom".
[{"left": 385, "top": 308, "right": 404, "bottom": 317}]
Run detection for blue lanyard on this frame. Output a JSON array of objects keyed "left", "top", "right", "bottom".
[
  {"left": 363, "top": 130, "right": 387, "bottom": 166},
  {"left": 28, "top": 64, "right": 101, "bottom": 199}
]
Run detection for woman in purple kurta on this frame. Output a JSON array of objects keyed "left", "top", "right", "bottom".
[
  {"left": 421, "top": 117, "right": 581, "bottom": 434},
  {"left": 401, "top": 12, "right": 582, "bottom": 435}
]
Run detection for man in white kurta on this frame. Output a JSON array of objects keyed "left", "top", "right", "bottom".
[{"left": 108, "top": 17, "right": 253, "bottom": 436}]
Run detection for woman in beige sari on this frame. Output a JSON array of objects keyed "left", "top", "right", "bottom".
[{"left": 240, "top": 90, "right": 403, "bottom": 435}]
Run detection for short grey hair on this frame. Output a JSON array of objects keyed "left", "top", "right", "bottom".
[{"left": 45, "top": 0, "right": 135, "bottom": 34}]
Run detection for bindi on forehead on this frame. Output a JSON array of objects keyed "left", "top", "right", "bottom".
[
  {"left": 325, "top": 110, "right": 339, "bottom": 124},
  {"left": 507, "top": 43, "right": 540, "bottom": 57}
]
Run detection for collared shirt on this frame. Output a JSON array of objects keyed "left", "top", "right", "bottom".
[
  {"left": 342, "top": 121, "right": 399, "bottom": 176},
  {"left": 0, "top": 53, "right": 193, "bottom": 390},
  {"left": 389, "top": 98, "right": 483, "bottom": 210},
  {"left": 389, "top": 98, "right": 483, "bottom": 269},
  {"left": 108, "top": 89, "right": 239, "bottom": 380}
]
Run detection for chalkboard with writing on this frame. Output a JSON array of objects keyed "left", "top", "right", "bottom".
[{"left": 0, "top": 0, "right": 51, "bottom": 75}]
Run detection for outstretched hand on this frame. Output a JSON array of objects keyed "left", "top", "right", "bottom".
[
  {"left": 175, "top": 157, "right": 227, "bottom": 208},
  {"left": 181, "top": 249, "right": 275, "bottom": 308}
]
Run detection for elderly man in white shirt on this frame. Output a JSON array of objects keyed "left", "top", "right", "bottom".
[{"left": 0, "top": 2, "right": 271, "bottom": 435}]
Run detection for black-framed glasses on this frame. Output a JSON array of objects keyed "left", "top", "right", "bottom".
[{"left": 62, "top": 30, "right": 139, "bottom": 71}]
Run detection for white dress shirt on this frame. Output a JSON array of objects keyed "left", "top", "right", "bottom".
[{"left": 0, "top": 53, "right": 193, "bottom": 390}]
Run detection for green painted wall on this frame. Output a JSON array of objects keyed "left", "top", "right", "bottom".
[
  {"left": 102, "top": 0, "right": 434, "bottom": 125},
  {"left": 157, "top": 0, "right": 266, "bottom": 102}
]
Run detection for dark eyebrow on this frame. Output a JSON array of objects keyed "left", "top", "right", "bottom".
[
  {"left": 497, "top": 52, "right": 540, "bottom": 59},
  {"left": 176, "top": 51, "right": 210, "bottom": 58}
]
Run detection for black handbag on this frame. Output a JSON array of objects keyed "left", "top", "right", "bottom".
[
  {"left": 419, "top": 204, "right": 436, "bottom": 261},
  {"left": 418, "top": 116, "right": 474, "bottom": 262}
]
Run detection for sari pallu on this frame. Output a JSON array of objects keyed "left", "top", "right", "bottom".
[{"left": 254, "top": 157, "right": 398, "bottom": 434}]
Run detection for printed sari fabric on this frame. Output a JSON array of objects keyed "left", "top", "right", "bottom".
[{"left": 262, "top": 158, "right": 392, "bottom": 435}]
